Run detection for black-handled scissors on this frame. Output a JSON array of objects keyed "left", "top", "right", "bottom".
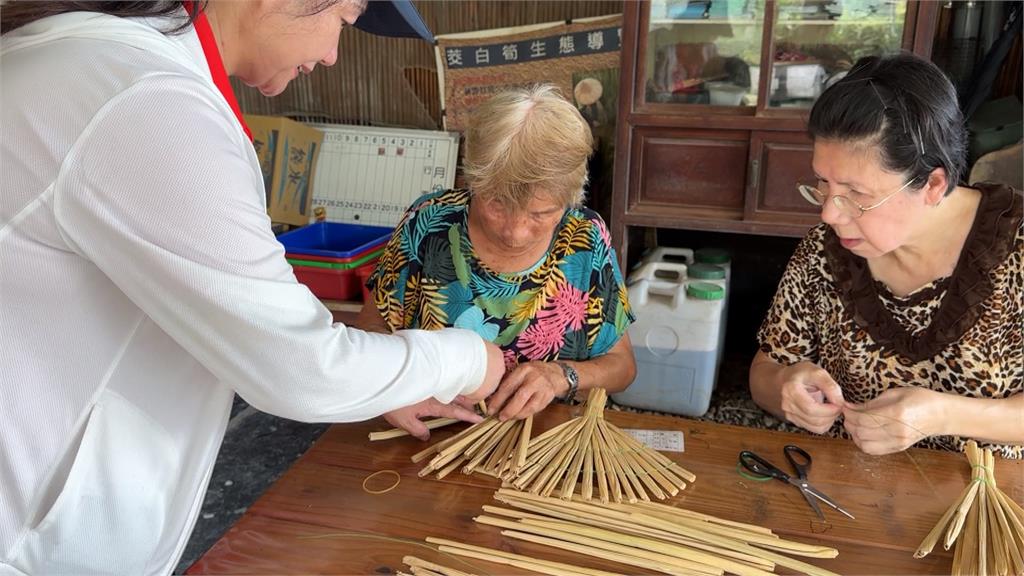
[{"left": 739, "top": 445, "right": 855, "bottom": 521}]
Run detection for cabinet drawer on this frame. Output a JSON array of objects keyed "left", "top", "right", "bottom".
[
  {"left": 745, "top": 131, "right": 820, "bottom": 225},
  {"left": 630, "top": 127, "right": 748, "bottom": 214}
]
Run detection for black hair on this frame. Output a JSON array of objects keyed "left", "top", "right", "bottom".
[
  {"left": 808, "top": 53, "right": 968, "bottom": 196},
  {"left": 1, "top": 1, "right": 203, "bottom": 36}
]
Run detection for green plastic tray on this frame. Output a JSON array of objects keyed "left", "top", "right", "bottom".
[{"left": 288, "top": 250, "right": 382, "bottom": 270}]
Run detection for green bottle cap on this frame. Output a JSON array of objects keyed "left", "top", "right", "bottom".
[
  {"left": 695, "top": 248, "right": 731, "bottom": 265},
  {"left": 688, "top": 263, "right": 726, "bottom": 280},
  {"left": 686, "top": 282, "right": 725, "bottom": 300}
]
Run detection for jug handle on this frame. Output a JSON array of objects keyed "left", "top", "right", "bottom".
[
  {"left": 629, "top": 261, "right": 688, "bottom": 285},
  {"left": 649, "top": 246, "right": 693, "bottom": 264},
  {"left": 633, "top": 279, "right": 687, "bottom": 310}
]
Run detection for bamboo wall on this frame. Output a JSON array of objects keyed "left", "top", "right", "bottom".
[{"left": 234, "top": 0, "right": 623, "bottom": 129}]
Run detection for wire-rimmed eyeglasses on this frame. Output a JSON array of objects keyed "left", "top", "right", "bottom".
[{"left": 797, "top": 179, "right": 917, "bottom": 219}]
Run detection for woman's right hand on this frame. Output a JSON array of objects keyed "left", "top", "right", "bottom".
[
  {"left": 384, "top": 398, "right": 482, "bottom": 441},
  {"left": 460, "top": 340, "right": 505, "bottom": 403},
  {"left": 778, "top": 362, "right": 846, "bottom": 434}
]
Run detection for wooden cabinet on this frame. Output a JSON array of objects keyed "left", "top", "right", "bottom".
[{"left": 611, "top": 0, "right": 938, "bottom": 260}]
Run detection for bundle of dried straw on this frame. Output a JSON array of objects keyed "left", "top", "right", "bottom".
[
  {"left": 914, "top": 440, "right": 1024, "bottom": 575},
  {"left": 413, "top": 413, "right": 533, "bottom": 480},
  {"left": 425, "top": 488, "right": 841, "bottom": 576}
]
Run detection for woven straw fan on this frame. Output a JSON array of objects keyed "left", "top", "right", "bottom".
[{"left": 414, "top": 388, "right": 695, "bottom": 502}]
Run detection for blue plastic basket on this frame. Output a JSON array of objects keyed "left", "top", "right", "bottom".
[{"left": 277, "top": 222, "right": 393, "bottom": 260}]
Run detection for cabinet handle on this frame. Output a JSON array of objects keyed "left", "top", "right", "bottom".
[{"left": 750, "top": 158, "right": 760, "bottom": 190}]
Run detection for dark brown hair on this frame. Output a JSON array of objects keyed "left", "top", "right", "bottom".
[
  {"left": 1, "top": 1, "right": 203, "bottom": 36},
  {"left": 808, "top": 53, "right": 968, "bottom": 196}
]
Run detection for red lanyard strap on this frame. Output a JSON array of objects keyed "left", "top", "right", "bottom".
[{"left": 186, "top": 1, "right": 252, "bottom": 141}]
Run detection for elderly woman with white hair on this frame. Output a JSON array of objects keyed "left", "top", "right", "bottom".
[{"left": 357, "top": 85, "right": 637, "bottom": 439}]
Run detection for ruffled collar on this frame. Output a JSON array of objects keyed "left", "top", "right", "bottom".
[{"left": 823, "top": 183, "right": 1021, "bottom": 363}]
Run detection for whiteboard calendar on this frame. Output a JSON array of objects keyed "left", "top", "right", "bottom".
[{"left": 308, "top": 124, "right": 460, "bottom": 227}]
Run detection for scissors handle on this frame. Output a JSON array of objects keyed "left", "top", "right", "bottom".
[
  {"left": 738, "top": 451, "right": 789, "bottom": 481},
  {"left": 784, "top": 445, "right": 812, "bottom": 480}
]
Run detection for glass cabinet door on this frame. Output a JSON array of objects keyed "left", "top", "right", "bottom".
[
  {"left": 645, "top": 0, "right": 766, "bottom": 106},
  {"left": 768, "top": 0, "right": 907, "bottom": 108}
]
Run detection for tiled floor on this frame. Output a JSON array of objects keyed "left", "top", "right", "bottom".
[{"left": 174, "top": 354, "right": 807, "bottom": 573}]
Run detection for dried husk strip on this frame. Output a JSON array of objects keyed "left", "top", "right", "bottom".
[
  {"left": 370, "top": 418, "right": 460, "bottom": 441},
  {"left": 402, "top": 555, "right": 476, "bottom": 576},
  {"left": 481, "top": 504, "right": 776, "bottom": 571},
  {"left": 401, "top": 553, "right": 477, "bottom": 573},
  {"left": 426, "top": 537, "right": 623, "bottom": 576},
  {"left": 914, "top": 440, "right": 1024, "bottom": 574},
  {"left": 487, "top": 489, "right": 840, "bottom": 576},
  {"left": 416, "top": 415, "right": 534, "bottom": 480}
]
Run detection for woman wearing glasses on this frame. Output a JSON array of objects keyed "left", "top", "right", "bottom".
[{"left": 750, "top": 53, "right": 1022, "bottom": 459}]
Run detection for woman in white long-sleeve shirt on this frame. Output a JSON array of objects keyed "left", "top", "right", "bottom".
[{"left": 0, "top": 2, "right": 505, "bottom": 574}]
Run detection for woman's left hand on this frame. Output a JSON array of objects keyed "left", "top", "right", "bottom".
[
  {"left": 487, "top": 361, "right": 567, "bottom": 421},
  {"left": 842, "top": 387, "right": 947, "bottom": 455}
]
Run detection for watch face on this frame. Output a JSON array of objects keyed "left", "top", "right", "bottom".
[
  {"left": 557, "top": 362, "right": 579, "bottom": 404},
  {"left": 559, "top": 362, "right": 578, "bottom": 383}
]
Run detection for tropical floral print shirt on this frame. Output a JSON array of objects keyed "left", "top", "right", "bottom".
[{"left": 368, "top": 189, "right": 635, "bottom": 369}]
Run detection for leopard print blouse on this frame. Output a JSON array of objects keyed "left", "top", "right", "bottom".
[{"left": 758, "top": 183, "right": 1023, "bottom": 459}]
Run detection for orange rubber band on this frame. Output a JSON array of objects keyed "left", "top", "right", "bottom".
[{"left": 362, "top": 470, "right": 401, "bottom": 494}]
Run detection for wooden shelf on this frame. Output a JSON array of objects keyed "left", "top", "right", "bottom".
[
  {"left": 649, "top": 18, "right": 760, "bottom": 25},
  {"left": 774, "top": 19, "right": 902, "bottom": 26},
  {"left": 649, "top": 18, "right": 898, "bottom": 26},
  {"left": 622, "top": 212, "right": 814, "bottom": 238}
]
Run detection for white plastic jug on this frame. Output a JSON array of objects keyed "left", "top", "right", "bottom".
[
  {"left": 614, "top": 263, "right": 725, "bottom": 417},
  {"left": 683, "top": 263, "right": 728, "bottom": 365},
  {"left": 628, "top": 261, "right": 728, "bottom": 367}
]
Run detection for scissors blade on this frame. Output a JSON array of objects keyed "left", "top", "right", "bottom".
[
  {"left": 799, "top": 486, "right": 826, "bottom": 520},
  {"left": 785, "top": 478, "right": 825, "bottom": 520},
  {"left": 802, "top": 483, "right": 856, "bottom": 520}
]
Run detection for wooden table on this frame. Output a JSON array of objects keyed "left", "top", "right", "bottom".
[{"left": 187, "top": 405, "right": 1023, "bottom": 575}]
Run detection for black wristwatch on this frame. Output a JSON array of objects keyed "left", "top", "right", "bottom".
[{"left": 556, "top": 361, "right": 579, "bottom": 404}]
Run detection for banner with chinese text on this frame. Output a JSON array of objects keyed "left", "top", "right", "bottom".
[{"left": 434, "top": 15, "right": 622, "bottom": 134}]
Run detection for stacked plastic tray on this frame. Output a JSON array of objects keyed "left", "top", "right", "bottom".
[{"left": 278, "top": 223, "right": 393, "bottom": 301}]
